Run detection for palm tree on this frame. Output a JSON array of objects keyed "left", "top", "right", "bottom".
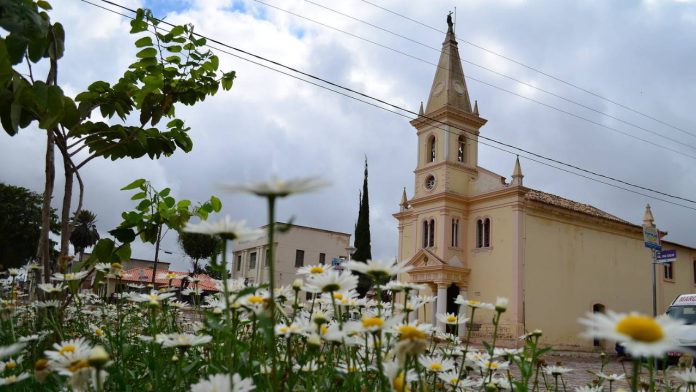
[{"left": 69, "top": 210, "right": 100, "bottom": 262}]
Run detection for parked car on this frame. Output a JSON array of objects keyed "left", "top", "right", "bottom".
[{"left": 663, "top": 294, "right": 696, "bottom": 366}]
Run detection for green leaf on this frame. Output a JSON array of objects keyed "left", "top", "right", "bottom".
[
  {"left": 115, "top": 244, "right": 132, "bottom": 261},
  {"left": 92, "top": 238, "right": 115, "bottom": 262},
  {"left": 5, "top": 34, "right": 29, "bottom": 65},
  {"left": 130, "top": 19, "right": 149, "bottom": 34},
  {"left": 166, "top": 45, "right": 182, "bottom": 53},
  {"left": 134, "top": 36, "right": 153, "bottom": 48},
  {"left": 37, "top": 1, "right": 52, "bottom": 10},
  {"left": 210, "top": 196, "right": 222, "bottom": 212},
  {"left": 221, "top": 71, "right": 236, "bottom": 91},
  {"left": 109, "top": 228, "right": 136, "bottom": 243},
  {"left": 170, "top": 25, "right": 185, "bottom": 36},
  {"left": 159, "top": 188, "right": 171, "bottom": 197},
  {"left": 121, "top": 178, "right": 146, "bottom": 191},
  {"left": 130, "top": 191, "right": 146, "bottom": 200},
  {"left": 164, "top": 196, "right": 175, "bottom": 208},
  {"left": 48, "top": 22, "right": 65, "bottom": 60},
  {"left": 136, "top": 47, "right": 157, "bottom": 59}
]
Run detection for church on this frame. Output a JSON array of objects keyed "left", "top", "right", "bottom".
[{"left": 393, "top": 17, "right": 696, "bottom": 350}]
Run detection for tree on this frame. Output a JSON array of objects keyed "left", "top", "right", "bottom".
[
  {"left": 179, "top": 231, "right": 220, "bottom": 274},
  {"left": 203, "top": 263, "right": 224, "bottom": 280},
  {"left": 111, "top": 178, "right": 222, "bottom": 283},
  {"left": 0, "top": 2, "right": 236, "bottom": 280},
  {"left": 69, "top": 209, "right": 99, "bottom": 261},
  {"left": 0, "top": 183, "right": 59, "bottom": 270},
  {"left": 352, "top": 158, "right": 372, "bottom": 296}
]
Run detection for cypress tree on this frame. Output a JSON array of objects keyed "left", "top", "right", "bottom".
[{"left": 352, "top": 158, "right": 372, "bottom": 296}]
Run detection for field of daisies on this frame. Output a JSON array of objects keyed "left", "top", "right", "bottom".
[{"left": 2, "top": 177, "right": 696, "bottom": 392}]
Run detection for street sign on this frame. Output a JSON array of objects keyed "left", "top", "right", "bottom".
[
  {"left": 643, "top": 225, "right": 662, "bottom": 251},
  {"left": 656, "top": 249, "right": 677, "bottom": 264}
]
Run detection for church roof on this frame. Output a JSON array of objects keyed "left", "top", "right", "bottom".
[{"left": 525, "top": 189, "right": 633, "bottom": 226}]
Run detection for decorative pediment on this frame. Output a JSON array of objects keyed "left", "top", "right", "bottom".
[{"left": 406, "top": 248, "right": 447, "bottom": 268}]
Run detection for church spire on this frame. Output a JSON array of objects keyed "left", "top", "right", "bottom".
[
  {"left": 643, "top": 203, "right": 655, "bottom": 227},
  {"left": 511, "top": 156, "right": 523, "bottom": 186},
  {"left": 400, "top": 187, "right": 408, "bottom": 211},
  {"left": 424, "top": 13, "right": 472, "bottom": 114}
]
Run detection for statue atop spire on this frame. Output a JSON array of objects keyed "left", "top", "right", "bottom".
[{"left": 423, "top": 12, "right": 472, "bottom": 114}]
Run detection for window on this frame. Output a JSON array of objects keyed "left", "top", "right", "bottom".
[
  {"left": 664, "top": 262, "right": 674, "bottom": 280},
  {"left": 249, "top": 252, "right": 257, "bottom": 270},
  {"left": 457, "top": 136, "right": 465, "bottom": 162},
  {"left": 236, "top": 255, "right": 242, "bottom": 271},
  {"left": 451, "top": 218, "right": 459, "bottom": 247},
  {"left": 428, "top": 219, "right": 435, "bottom": 247},
  {"left": 693, "top": 260, "right": 696, "bottom": 284},
  {"left": 265, "top": 248, "right": 270, "bottom": 267},
  {"left": 476, "top": 218, "right": 491, "bottom": 249},
  {"left": 319, "top": 253, "right": 326, "bottom": 265},
  {"left": 428, "top": 135, "right": 436, "bottom": 163},
  {"left": 295, "top": 249, "right": 305, "bottom": 268},
  {"left": 422, "top": 220, "right": 429, "bottom": 248}
]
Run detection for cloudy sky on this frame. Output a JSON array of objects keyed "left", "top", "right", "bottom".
[{"left": 2, "top": 0, "right": 696, "bottom": 270}]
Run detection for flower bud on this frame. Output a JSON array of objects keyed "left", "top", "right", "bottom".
[
  {"left": 292, "top": 279, "right": 303, "bottom": 291},
  {"left": 495, "top": 297, "right": 508, "bottom": 312},
  {"left": 88, "top": 346, "right": 110, "bottom": 368}
]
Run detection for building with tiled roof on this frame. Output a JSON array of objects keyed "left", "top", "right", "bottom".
[{"left": 394, "top": 17, "right": 696, "bottom": 350}]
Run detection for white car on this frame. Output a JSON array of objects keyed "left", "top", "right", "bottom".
[{"left": 665, "top": 294, "right": 696, "bottom": 365}]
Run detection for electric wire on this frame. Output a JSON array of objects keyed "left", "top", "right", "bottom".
[
  {"left": 359, "top": 0, "right": 696, "bottom": 141},
  {"left": 253, "top": 0, "right": 696, "bottom": 159},
  {"left": 81, "top": 0, "right": 696, "bottom": 211},
  {"left": 302, "top": 0, "right": 696, "bottom": 147}
]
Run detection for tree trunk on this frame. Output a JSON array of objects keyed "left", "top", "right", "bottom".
[
  {"left": 38, "top": 129, "right": 56, "bottom": 283},
  {"left": 60, "top": 155, "right": 73, "bottom": 260},
  {"left": 151, "top": 224, "right": 163, "bottom": 284}
]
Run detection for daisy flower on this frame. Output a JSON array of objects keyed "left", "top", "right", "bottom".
[
  {"left": 543, "top": 365, "right": 572, "bottom": 376},
  {"left": 343, "top": 258, "right": 412, "bottom": 279},
  {"left": 128, "top": 290, "right": 175, "bottom": 306},
  {"left": 190, "top": 373, "right": 255, "bottom": 392},
  {"left": 597, "top": 372, "right": 625, "bottom": 382},
  {"left": 674, "top": 368, "right": 696, "bottom": 383},
  {"left": 574, "top": 387, "right": 603, "bottom": 392},
  {"left": 418, "top": 355, "right": 455, "bottom": 372},
  {"left": 94, "top": 263, "right": 111, "bottom": 273},
  {"left": 454, "top": 296, "right": 494, "bottom": 310},
  {"left": 221, "top": 176, "right": 329, "bottom": 198},
  {"left": 476, "top": 359, "right": 509, "bottom": 372},
  {"left": 38, "top": 283, "right": 65, "bottom": 294},
  {"left": 0, "top": 343, "right": 26, "bottom": 359},
  {"left": 51, "top": 271, "right": 89, "bottom": 281},
  {"left": 0, "top": 373, "right": 29, "bottom": 386},
  {"left": 306, "top": 269, "right": 358, "bottom": 293},
  {"left": 436, "top": 312, "right": 469, "bottom": 325},
  {"left": 383, "top": 360, "right": 418, "bottom": 392},
  {"left": 495, "top": 297, "right": 509, "bottom": 312},
  {"left": 579, "top": 310, "right": 686, "bottom": 357},
  {"left": 391, "top": 320, "right": 433, "bottom": 341},
  {"left": 438, "top": 371, "right": 478, "bottom": 388},
  {"left": 157, "top": 271, "right": 179, "bottom": 280},
  {"left": 296, "top": 264, "right": 332, "bottom": 275},
  {"left": 156, "top": 333, "right": 212, "bottom": 348},
  {"left": 383, "top": 280, "right": 426, "bottom": 292},
  {"left": 293, "top": 360, "right": 320, "bottom": 372},
  {"left": 183, "top": 217, "right": 264, "bottom": 241},
  {"left": 45, "top": 338, "right": 93, "bottom": 376}
]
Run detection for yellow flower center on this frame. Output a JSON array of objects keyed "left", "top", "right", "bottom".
[
  {"left": 429, "top": 363, "right": 443, "bottom": 371},
  {"left": 148, "top": 294, "right": 160, "bottom": 301},
  {"left": 4, "top": 376, "right": 16, "bottom": 382},
  {"left": 398, "top": 325, "right": 427, "bottom": 340},
  {"left": 485, "top": 361, "right": 498, "bottom": 369},
  {"left": 320, "top": 325, "right": 329, "bottom": 335},
  {"left": 65, "top": 274, "right": 75, "bottom": 280},
  {"left": 59, "top": 345, "right": 76, "bottom": 355},
  {"left": 278, "top": 327, "right": 289, "bottom": 334},
  {"left": 393, "top": 373, "right": 410, "bottom": 392},
  {"left": 333, "top": 293, "right": 343, "bottom": 300},
  {"left": 111, "top": 263, "right": 122, "bottom": 270},
  {"left": 616, "top": 315, "right": 664, "bottom": 342},
  {"left": 6, "top": 361, "right": 16, "bottom": 370},
  {"left": 95, "top": 328, "right": 104, "bottom": 336},
  {"left": 446, "top": 315, "right": 458, "bottom": 323},
  {"left": 166, "top": 273, "right": 177, "bottom": 279},
  {"left": 362, "top": 317, "right": 385, "bottom": 329},
  {"left": 467, "top": 300, "right": 480, "bottom": 306},
  {"left": 248, "top": 295, "right": 264, "bottom": 304},
  {"left": 450, "top": 377, "right": 459, "bottom": 384},
  {"left": 310, "top": 266, "right": 324, "bottom": 274}
]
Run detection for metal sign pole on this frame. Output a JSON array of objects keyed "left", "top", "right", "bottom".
[{"left": 652, "top": 249, "right": 657, "bottom": 317}]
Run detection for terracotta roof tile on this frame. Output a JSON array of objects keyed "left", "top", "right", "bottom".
[
  {"left": 119, "top": 268, "right": 219, "bottom": 292},
  {"left": 525, "top": 189, "right": 633, "bottom": 226}
]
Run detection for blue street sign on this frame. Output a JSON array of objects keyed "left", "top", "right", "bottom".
[
  {"left": 643, "top": 226, "right": 662, "bottom": 251},
  {"left": 656, "top": 249, "right": 677, "bottom": 263}
]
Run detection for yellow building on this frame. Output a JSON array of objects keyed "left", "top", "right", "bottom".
[{"left": 394, "top": 18, "right": 696, "bottom": 350}]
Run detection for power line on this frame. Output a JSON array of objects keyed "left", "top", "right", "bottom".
[
  {"left": 359, "top": 0, "right": 696, "bottom": 141},
  {"left": 251, "top": 0, "right": 696, "bottom": 161},
  {"left": 302, "top": 0, "right": 696, "bottom": 149},
  {"left": 82, "top": 0, "right": 696, "bottom": 211}
]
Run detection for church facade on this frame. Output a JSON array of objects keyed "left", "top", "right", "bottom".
[{"left": 394, "top": 20, "right": 696, "bottom": 349}]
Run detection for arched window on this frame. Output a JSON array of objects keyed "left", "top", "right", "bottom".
[
  {"left": 457, "top": 136, "right": 465, "bottom": 162},
  {"left": 422, "top": 220, "right": 429, "bottom": 249},
  {"left": 476, "top": 218, "right": 491, "bottom": 249},
  {"left": 483, "top": 218, "right": 491, "bottom": 248},
  {"left": 451, "top": 218, "right": 459, "bottom": 247},
  {"left": 429, "top": 219, "right": 435, "bottom": 247},
  {"left": 428, "top": 136, "right": 436, "bottom": 163},
  {"left": 592, "top": 304, "right": 606, "bottom": 347}
]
